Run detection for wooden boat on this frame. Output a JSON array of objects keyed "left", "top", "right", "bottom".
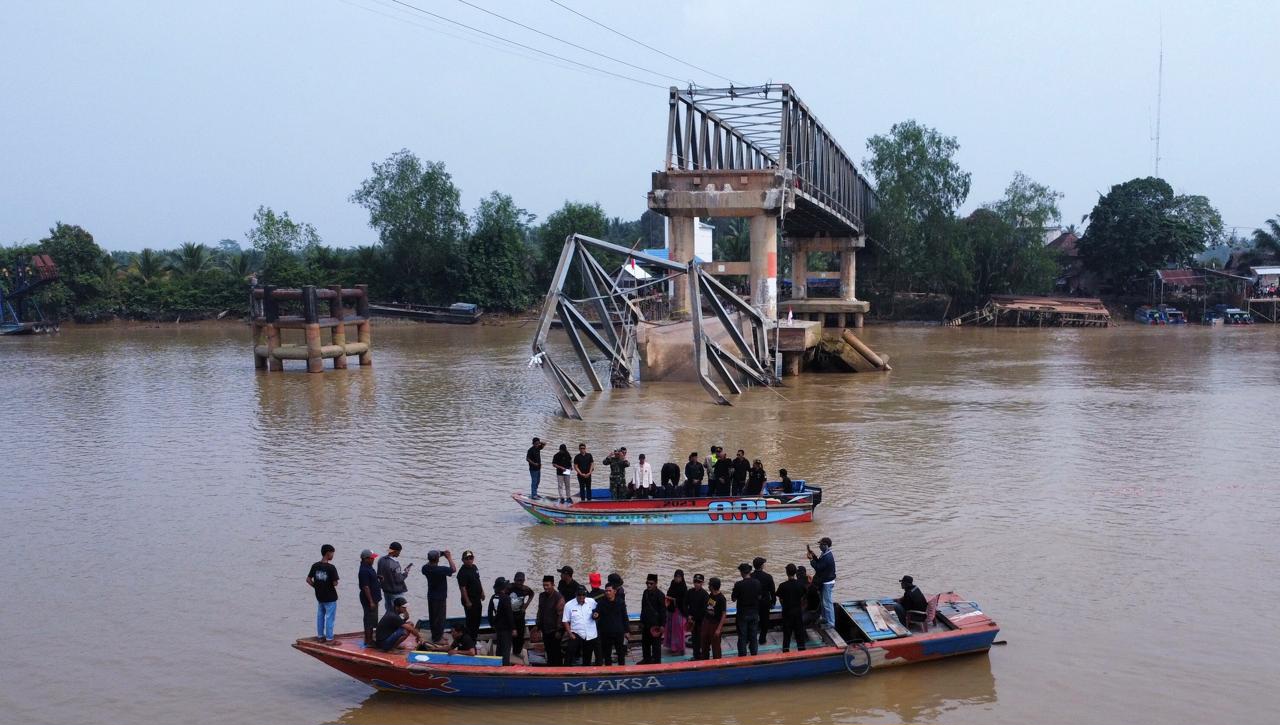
[
  {"left": 512, "top": 482, "right": 821, "bottom": 525},
  {"left": 368, "top": 302, "right": 482, "bottom": 324},
  {"left": 293, "top": 591, "right": 998, "bottom": 698}
]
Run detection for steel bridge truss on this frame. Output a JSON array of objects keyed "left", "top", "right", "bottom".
[{"left": 532, "top": 234, "right": 775, "bottom": 420}]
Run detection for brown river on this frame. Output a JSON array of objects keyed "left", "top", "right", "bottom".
[{"left": 3, "top": 321, "right": 1278, "bottom": 725}]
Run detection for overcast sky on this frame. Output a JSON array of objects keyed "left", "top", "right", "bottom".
[{"left": 3, "top": 0, "right": 1276, "bottom": 251}]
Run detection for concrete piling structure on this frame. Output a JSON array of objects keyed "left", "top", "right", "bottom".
[{"left": 250, "top": 285, "right": 372, "bottom": 373}]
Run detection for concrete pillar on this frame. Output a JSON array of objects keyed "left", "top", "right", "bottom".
[
  {"left": 668, "top": 215, "right": 696, "bottom": 319},
  {"left": 839, "top": 246, "right": 858, "bottom": 302},
  {"left": 791, "top": 245, "right": 808, "bottom": 300},
  {"left": 749, "top": 215, "right": 778, "bottom": 319}
]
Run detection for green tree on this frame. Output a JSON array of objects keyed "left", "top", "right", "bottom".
[
  {"left": 1253, "top": 214, "right": 1280, "bottom": 259},
  {"left": 463, "top": 192, "right": 536, "bottom": 310},
  {"left": 132, "top": 248, "right": 166, "bottom": 283},
  {"left": 1078, "top": 177, "right": 1223, "bottom": 290},
  {"left": 350, "top": 149, "right": 467, "bottom": 303},
  {"left": 246, "top": 206, "right": 319, "bottom": 287},
  {"left": 535, "top": 201, "right": 608, "bottom": 287},
  {"left": 169, "top": 242, "right": 213, "bottom": 278},
  {"left": 974, "top": 172, "right": 1062, "bottom": 299},
  {"left": 39, "top": 222, "right": 112, "bottom": 315}
]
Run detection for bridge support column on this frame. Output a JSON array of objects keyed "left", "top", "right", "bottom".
[
  {"left": 749, "top": 215, "right": 778, "bottom": 319},
  {"left": 667, "top": 215, "right": 696, "bottom": 319},
  {"left": 791, "top": 245, "right": 808, "bottom": 301},
  {"left": 839, "top": 241, "right": 859, "bottom": 302}
]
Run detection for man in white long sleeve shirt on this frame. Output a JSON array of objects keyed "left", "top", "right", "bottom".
[{"left": 635, "top": 454, "right": 654, "bottom": 490}]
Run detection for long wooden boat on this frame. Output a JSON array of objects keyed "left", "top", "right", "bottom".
[
  {"left": 512, "top": 482, "right": 821, "bottom": 525},
  {"left": 294, "top": 591, "right": 998, "bottom": 698},
  {"left": 369, "top": 302, "right": 483, "bottom": 324}
]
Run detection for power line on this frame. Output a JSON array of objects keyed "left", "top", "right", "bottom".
[
  {"left": 547, "top": 0, "right": 737, "bottom": 85},
  {"left": 451, "top": 0, "right": 693, "bottom": 85},
  {"left": 380, "top": 0, "right": 667, "bottom": 89}
]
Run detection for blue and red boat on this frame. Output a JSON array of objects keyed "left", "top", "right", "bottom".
[
  {"left": 512, "top": 482, "right": 821, "bottom": 525},
  {"left": 294, "top": 591, "right": 998, "bottom": 698}
]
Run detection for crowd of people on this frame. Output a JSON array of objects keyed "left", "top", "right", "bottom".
[
  {"left": 304, "top": 537, "right": 932, "bottom": 667},
  {"left": 525, "top": 437, "right": 800, "bottom": 504}
]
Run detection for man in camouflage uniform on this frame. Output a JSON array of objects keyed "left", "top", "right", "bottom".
[{"left": 603, "top": 447, "right": 630, "bottom": 500}]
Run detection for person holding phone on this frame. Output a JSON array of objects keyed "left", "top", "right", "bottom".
[{"left": 806, "top": 537, "right": 836, "bottom": 627}]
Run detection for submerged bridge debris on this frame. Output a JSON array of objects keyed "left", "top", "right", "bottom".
[{"left": 949, "top": 295, "right": 1112, "bottom": 328}]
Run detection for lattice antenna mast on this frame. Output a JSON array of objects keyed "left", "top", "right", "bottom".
[{"left": 1154, "top": 21, "right": 1163, "bottom": 177}]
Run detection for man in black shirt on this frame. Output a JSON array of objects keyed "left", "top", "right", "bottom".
[
  {"left": 572, "top": 443, "right": 595, "bottom": 501},
  {"left": 509, "top": 571, "right": 534, "bottom": 662},
  {"left": 712, "top": 455, "right": 733, "bottom": 497},
  {"left": 357, "top": 549, "right": 381, "bottom": 646},
  {"left": 684, "top": 573, "right": 710, "bottom": 660},
  {"left": 683, "top": 453, "right": 705, "bottom": 498},
  {"left": 420, "top": 622, "right": 476, "bottom": 655},
  {"left": 374, "top": 597, "right": 422, "bottom": 651},
  {"left": 731, "top": 563, "right": 762, "bottom": 656},
  {"left": 893, "top": 575, "right": 930, "bottom": 628},
  {"left": 526, "top": 437, "right": 545, "bottom": 499},
  {"left": 594, "top": 583, "right": 629, "bottom": 665},
  {"left": 660, "top": 461, "right": 681, "bottom": 492},
  {"left": 488, "top": 577, "right": 515, "bottom": 665},
  {"left": 731, "top": 450, "right": 750, "bottom": 496},
  {"left": 701, "top": 577, "right": 728, "bottom": 660},
  {"left": 551, "top": 443, "right": 574, "bottom": 504},
  {"left": 420, "top": 549, "right": 456, "bottom": 644},
  {"left": 776, "top": 563, "right": 808, "bottom": 651},
  {"left": 751, "top": 557, "right": 776, "bottom": 646},
  {"left": 556, "top": 566, "right": 579, "bottom": 603},
  {"left": 306, "top": 544, "right": 340, "bottom": 644},
  {"left": 456, "top": 550, "right": 484, "bottom": 639},
  {"left": 536, "top": 575, "right": 565, "bottom": 666},
  {"left": 639, "top": 573, "right": 666, "bottom": 664}
]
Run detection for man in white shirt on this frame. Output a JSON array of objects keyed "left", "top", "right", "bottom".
[
  {"left": 561, "top": 586, "right": 599, "bottom": 666},
  {"left": 635, "top": 453, "right": 653, "bottom": 491}
]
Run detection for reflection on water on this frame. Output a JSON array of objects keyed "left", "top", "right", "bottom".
[{"left": 2, "top": 322, "right": 1278, "bottom": 725}]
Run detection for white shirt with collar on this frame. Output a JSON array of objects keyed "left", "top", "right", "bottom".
[
  {"left": 635, "top": 461, "right": 653, "bottom": 487},
  {"left": 562, "top": 596, "right": 598, "bottom": 639}
]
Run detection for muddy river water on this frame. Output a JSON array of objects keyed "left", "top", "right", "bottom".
[{"left": 3, "top": 321, "right": 1277, "bottom": 724}]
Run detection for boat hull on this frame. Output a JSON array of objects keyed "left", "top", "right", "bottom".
[{"left": 512, "top": 492, "right": 816, "bottom": 525}]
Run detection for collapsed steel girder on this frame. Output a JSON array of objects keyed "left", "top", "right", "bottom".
[{"left": 531, "top": 233, "right": 775, "bottom": 420}]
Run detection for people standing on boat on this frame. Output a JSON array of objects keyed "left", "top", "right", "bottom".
[
  {"left": 776, "top": 563, "right": 808, "bottom": 652},
  {"left": 780, "top": 468, "right": 794, "bottom": 494},
  {"left": 684, "top": 453, "right": 705, "bottom": 497},
  {"left": 376, "top": 542, "right": 412, "bottom": 615},
  {"left": 664, "top": 570, "right": 688, "bottom": 656},
  {"left": 892, "top": 575, "right": 929, "bottom": 628},
  {"left": 509, "top": 571, "right": 534, "bottom": 662},
  {"left": 752, "top": 557, "right": 776, "bottom": 646},
  {"left": 603, "top": 448, "right": 629, "bottom": 500},
  {"left": 573, "top": 444, "right": 595, "bottom": 501},
  {"left": 587, "top": 572, "right": 605, "bottom": 603},
  {"left": 374, "top": 597, "right": 422, "bottom": 651},
  {"left": 746, "top": 460, "right": 767, "bottom": 495},
  {"left": 357, "top": 549, "right": 382, "bottom": 646},
  {"left": 731, "top": 563, "right": 762, "bottom": 656},
  {"left": 537, "top": 575, "right": 566, "bottom": 666},
  {"left": 607, "top": 572, "right": 626, "bottom": 610},
  {"left": 552, "top": 444, "right": 573, "bottom": 504},
  {"left": 634, "top": 453, "right": 653, "bottom": 493},
  {"left": 731, "top": 450, "right": 750, "bottom": 496},
  {"left": 712, "top": 453, "right": 733, "bottom": 496},
  {"left": 526, "top": 437, "right": 545, "bottom": 499},
  {"left": 708, "top": 446, "right": 720, "bottom": 470},
  {"left": 306, "top": 544, "right": 340, "bottom": 644},
  {"left": 457, "top": 550, "right": 484, "bottom": 639},
  {"left": 420, "top": 549, "right": 456, "bottom": 644},
  {"left": 488, "top": 577, "right": 516, "bottom": 666},
  {"left": 556, "top": 566, "right": 578, "bottom": 603},
  {"left": 700, "top": 577, "right": 728, "bottom": 660},
  {"left": 562, "top": 586, "right": 599, "bottom": 666},
  {"left": 660, "top": 460, "right": 681, "bottom": 493},
  {"left": 685, "top": 573, "right": 710, "bottom": 660},
  {"left": 798, "top": 565, "right": 820, "bottom": 635},
  {"left": 640, "top": 573, "right": 666, "bottom": 664},
  {"left": 806, "top": 538, "right": 836, "bottom": 628},
  {"left": 594, "top": 583, "right": 629, "bottom": 666}
]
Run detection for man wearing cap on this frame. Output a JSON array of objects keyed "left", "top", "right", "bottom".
[
  {"left": 488, "top": 577, "right": 516, "bottom": 665},
  {"left": 776, "top": 563, "right": 808, "bottom": 652},
  {"left": 572, "top": 443, "right": 595, "bottom": 501},
  {"left": 603, "top": 447, "right": 629, "bottom": 501},
  {"left": 684, "top": 574, "right": 710, "bottom": 660},
  {"left": 639, "top": 573, "right": 666, "bottom": 664},
  {"left": 556, "top": 566, "right": 579, "bottom": 603},
  {"left": 373, "top": 597, "right": 422, "bottom": 651},
  {"left": 892, "top": 575, "right": 929, "bottom": 628},
  {"left": 357, "top": 549, "right": 382, "bottom": 646},
  {"left": 806, "top": 537, "right": 836, "bottom": 628},
  {"left": 731, "top": 563, "right": 762, "bottom": 656},
  {"left": 420, "top": 549, "right": 456, "bottom": 644},
  {"left": 752, "top": 557, "right": 776, "bottom": 646},
  {"left": 377, "top": 542, "right": 413, "bottom": 615},
  {"left": 562, "top": 586, "right": 599, "bottom": 666},
  {"left": 306, "top": 544, "right": 340, "bottom": 644},
  {"left": 457, "top": 550, "right": 484, "bottom": 639},
  {"left": 509, "top": 572, "right": 534, "bottom": 662},
  {"left": 552, "top": 444, "right": 574, "bottom": 504},
  {"left": 526, "top": 437, "right": 545, "bottom": 499},
  {"left": 536, "top": 575, "right": 566, "bottom": 666}
]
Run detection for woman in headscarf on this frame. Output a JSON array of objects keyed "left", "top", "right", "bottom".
[{"left": 664, "top": 569, "right": 689, "bottom": 655}]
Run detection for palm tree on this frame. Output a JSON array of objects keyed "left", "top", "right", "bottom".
[
  {"left": 1253, "top": 215, "right": 1280, "bottom": 259},
  {"left": 169, "top": 242, "right": 212, "bottom": 278},
  {"left": 225, "top": 250, "right": 255, "bottom": 280},
  {"left": 132, "top": 248, "right": 165, "bottom": 283}
]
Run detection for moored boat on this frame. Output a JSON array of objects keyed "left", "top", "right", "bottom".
[
  {"left": 293, "top": 591, "right": 998, "bottom": 698},
  {"left": 513, "top": 482, "right": 821, "bottom": 525},
  {"left": 369, "top": 301, "right": 483, "bottom": 324}
]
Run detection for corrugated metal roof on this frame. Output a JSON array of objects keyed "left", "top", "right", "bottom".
[
  {"left": 1156, "top": 269, "right": 1206, "bottom": 286},
  {"left": 1250, "top": 266, "right": 1280, "bottom": 276},
  {"left": 639, "top": 248, "right": 705, "bottom": 264}
]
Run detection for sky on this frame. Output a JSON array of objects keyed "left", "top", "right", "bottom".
[{"left": 2, "top": 0, "right": 1277, "bottom": 252}]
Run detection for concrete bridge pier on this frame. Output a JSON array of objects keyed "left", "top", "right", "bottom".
[
  {"left": 749, "top": 215, "right": 779, "bottom": 320},
  {"left": 667, "top": 215, "right": 697, "bottom": 319}
]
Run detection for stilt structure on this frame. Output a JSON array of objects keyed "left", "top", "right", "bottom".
[{"left": 251, "top": 285, "right": 372, "bottom": 372}]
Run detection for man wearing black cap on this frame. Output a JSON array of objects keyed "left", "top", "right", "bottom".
[
  {"left": 752, "top": 557, "right": 776, "bottom": 646},
  {"left": 374, "top": 597, "right": 422, "bottom": 651},
  {"left": 684, "top": 573, "right": 710, "bottom": 659},
  {"left": 556, "top": 566, "right": 578, "bottom": 603},
  {"left": 526, "top": 437, "right": 545, "bottom": 499},
  {"left": 731, "top": 563, "right": 762, "bottom": 656},
  {"left": 639, "top": 573, "right": 666, "bottom": 664},
  {"left": 457, "top": 550, "right": 484, "bottom": 639},
  {"left": 893, "top": 575, "right": 929, "bottom": 628},
  {"left": 552, "top": 443, "right": 574, "bottom": 504},
  {"left": 776, "top": 563, "right": 807, "bottom": 652},
  {"left": 377, "top": 542, "right": 413, "bottom": 615},
  {"left": 488, "top": 577, "right": 515, "bottom": 665},
  {"left": 357, "top": 549, "right": 381, "bottom": 646},
  {"left": 509, "top": 572, "right": 534, "bottom": 662},
  {"left": 806, "top": 536, "right": 836, "bottom": 628},
  {"left": 537, "top": 575, "right": 565, "bottom": 666},
  {"left": 420, "top": 549, "right": 456, "bottom": 644}
]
